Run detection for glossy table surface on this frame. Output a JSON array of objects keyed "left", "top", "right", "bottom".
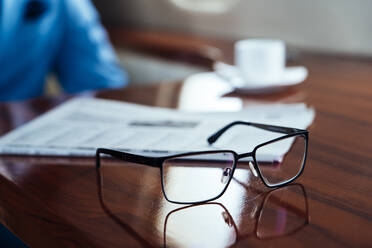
[{"left": 0, "top": 53, "right": 372, "bottom": 247}]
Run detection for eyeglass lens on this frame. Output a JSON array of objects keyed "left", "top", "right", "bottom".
[
  {"left": 162, "top": 152, "right": 235, "bottom": 203},
  {"left": 255, "top": 135, "right": 306, "bottom": 186}
]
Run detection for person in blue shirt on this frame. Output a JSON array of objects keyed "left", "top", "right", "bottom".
[{"left": 0, "top": 0, "right": 128, "bottom": 101}]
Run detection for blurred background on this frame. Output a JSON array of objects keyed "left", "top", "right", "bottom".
[
  {"left": 94, "top": 0, "right": 372, "bottom": 56},
  {"left": 88, "top": 0, "right": 372, "bottom": 85}
]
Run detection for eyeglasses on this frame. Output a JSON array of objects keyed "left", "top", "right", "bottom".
[{"left": 96, "top": 121, "right": 309, "bottom": 204}]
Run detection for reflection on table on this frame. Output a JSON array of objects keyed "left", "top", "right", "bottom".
[
  {"left": 163, "top": 184, "right": 308, "bottom": 247},
  {"left": 96, "top": 160, "right": 308, "bottom": 248}
]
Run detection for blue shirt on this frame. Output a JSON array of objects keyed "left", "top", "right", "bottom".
[{"left": 0, "top": 0, "right": 127, "bottom": 101}]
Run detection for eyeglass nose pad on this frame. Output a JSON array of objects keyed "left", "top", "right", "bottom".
[
  {"left": 221, "top": 211, "right": 233, "bottom": 227},
  {"left": 249, "top": 162, "right": 258, "bottom": 177},
  {"left": 221, "top": 167, "right": 232, "bottom": 184}
]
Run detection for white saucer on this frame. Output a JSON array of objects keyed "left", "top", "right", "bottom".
[{"left": 213, "top": 62, "right": 308, "bottom": 94}]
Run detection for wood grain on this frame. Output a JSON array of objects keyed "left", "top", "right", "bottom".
[{"left": 0, "top": 31, "right": 371, "bottom": 247}]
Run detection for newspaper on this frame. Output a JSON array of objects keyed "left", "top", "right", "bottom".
[{"left": 0, "top": 98, "right": 315, "bottom": 161}]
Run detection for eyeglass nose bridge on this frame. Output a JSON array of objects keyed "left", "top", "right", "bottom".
[
  {"left": 236, "top": 152, "right": 259, "bottom": 177},
  {"left": 237, "top": 152, "right": 253, "bottom": 159}
]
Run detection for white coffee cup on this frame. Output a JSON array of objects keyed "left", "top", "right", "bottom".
[{"left": 235, "top": 39, "right": 286, "bottom": 83}]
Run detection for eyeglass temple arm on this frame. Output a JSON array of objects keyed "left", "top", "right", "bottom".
[
  {"left": 207, "top": 121, "right": 305, "bottom": 145},
  {"left": 96, "top": 148, "right": 161, "bottom": 168}
]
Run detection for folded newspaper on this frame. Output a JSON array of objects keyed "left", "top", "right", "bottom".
[{"left": 0, "top": 98, "right": 315, "bottom": 161}]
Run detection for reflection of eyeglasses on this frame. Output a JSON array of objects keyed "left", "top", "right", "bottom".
[
  {"left": 163, "top": 184, "right": 309, "bottom": 247},
  {"left": 96, "top": 121, "right": 309, "bottom": 204}
]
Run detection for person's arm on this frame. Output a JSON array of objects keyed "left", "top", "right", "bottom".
[{"left": 54, "top": 0, "right": 127, "bottom": 93}]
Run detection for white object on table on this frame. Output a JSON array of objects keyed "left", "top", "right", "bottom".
[
  {"left": 213, "top": 38, "right": 308, "bottom": 93},
  {"left": 214, "top": 61, "right": 308, "bottom": 94},
  {"left": 0, "top": 98, "right": 315, "bottom": 162},
  {"left": 235, "top": 39, "right": 286, "bottom": 83}
]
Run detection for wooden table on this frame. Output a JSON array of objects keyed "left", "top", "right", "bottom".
[{"left": 0, "top": 53, "right": 372, "bottom": 247}]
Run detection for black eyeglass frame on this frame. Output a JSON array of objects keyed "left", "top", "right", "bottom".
[{"left": 96, "top": 121, "right": 309, "bottom": 204}]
